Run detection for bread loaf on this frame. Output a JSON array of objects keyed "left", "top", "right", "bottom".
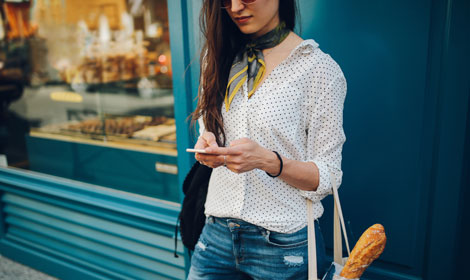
[{"left": 339, "top": 224, "right": 386, "bottom": 279}]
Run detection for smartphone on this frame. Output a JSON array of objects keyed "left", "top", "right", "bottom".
[{"left": 186, "top": 148, "right": 210, "bottom": 153}]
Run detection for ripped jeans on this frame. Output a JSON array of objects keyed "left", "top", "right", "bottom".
[{"left": 187, "top": 216, "right": 328, "bottom": 280}]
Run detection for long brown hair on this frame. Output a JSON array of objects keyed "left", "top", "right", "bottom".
[{"left": 191, "top": 0, "right": 298, "bottom": 146}]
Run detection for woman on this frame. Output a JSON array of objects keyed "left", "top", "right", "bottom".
[{"left": 189, "top": 0, "right": 346, "bottom": 279}]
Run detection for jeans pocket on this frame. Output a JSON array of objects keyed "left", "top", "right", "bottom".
[{"left": 265, "top": 226, "right": 308, "bottom": 249}]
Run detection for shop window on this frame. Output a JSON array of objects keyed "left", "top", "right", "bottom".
[{"left": 1, "top": 0, "right": 179, "bottom": 202}]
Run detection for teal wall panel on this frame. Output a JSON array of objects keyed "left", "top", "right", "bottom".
[
  {"left": 421, "top": 0, "right": 470, "bottom": 279},
  {"left": 167, "top": 0, "right": 198, "bottom": 274},
  {"left": 186, "top": 0, "right": 203, "bottom": 104},
  {"left": 168, "top": 0, "right": 197, "bottom": 198},
  {"left": 0, "top": 167, "right": 185, "bottom": 279},
  {"left": 295, "top": 0, "right": 469, "bottom": 280},
  {"left": 295, "top": 0, "right": 434, "bottom": 278}
]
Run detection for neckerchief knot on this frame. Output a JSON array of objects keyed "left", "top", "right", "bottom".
[{"left": 224, "top": 22, "right": 290, "bottom": 111}]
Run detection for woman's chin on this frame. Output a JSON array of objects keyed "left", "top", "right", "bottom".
[{"left": 237, "top": 25, "right": 259, "bottom": 35}]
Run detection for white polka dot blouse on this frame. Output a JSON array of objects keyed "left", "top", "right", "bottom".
[{"left": 198, "top": 39, "right": 347, "bottom": 234}]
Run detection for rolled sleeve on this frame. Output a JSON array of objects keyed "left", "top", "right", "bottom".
[{"left": 300, "top": 74, "right": 347, "bottom": 202}]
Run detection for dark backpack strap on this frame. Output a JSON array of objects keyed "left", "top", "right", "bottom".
[{"left": 174, "top": 213, "right": 180, "bottom": 258}]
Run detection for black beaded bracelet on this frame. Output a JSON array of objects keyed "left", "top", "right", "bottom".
[{"left": 266, "top": 151, "right": 283, "bottom": 178}]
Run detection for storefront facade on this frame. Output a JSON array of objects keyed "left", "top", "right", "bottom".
[{"left": 0, "top": 0, "right": 468, "bottom": 279}]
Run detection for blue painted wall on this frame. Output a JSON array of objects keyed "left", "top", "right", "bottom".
[
  {"left": 299, "top": 0, "right": 469, "bottom": 279},
  {"left": 301, "top": 0, "right": 469, "bottom": 279},
  {"left": 297, "top": 1, "right": 435, "bottom": 279}
]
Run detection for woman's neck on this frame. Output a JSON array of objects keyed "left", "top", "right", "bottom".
[{"left": 250, "top": 15, "right": 280, "bottom": 39}]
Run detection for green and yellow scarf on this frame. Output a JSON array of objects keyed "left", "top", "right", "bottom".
[{"left": 224, "top": 22, "right": 290, "bottom": 111}]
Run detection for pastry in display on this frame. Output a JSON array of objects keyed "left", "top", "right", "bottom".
[
  {"left": 132, "top": 124, "right": 176, "bottom": 141},
  {"left": 122, "top": 53, "right": 136, "bottom": 81},
  {"left": 82, "top": 57, "right": 102, "bottom": 84},
  {"left": 102, "top": 54, "right": 121, "bottom": 83},
  {"left": 3, "top": 1, "right": 38, "bottom": 39},
  {"left": 65, "top": 116, "right": 174, "bottom": 141},
  {"left": 159, "top": 132, "right": 176, "bottom": 142}
]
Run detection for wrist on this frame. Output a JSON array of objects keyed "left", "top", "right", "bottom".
[{"left": 261, "top": 149, "right": 281, "bottom": 175}]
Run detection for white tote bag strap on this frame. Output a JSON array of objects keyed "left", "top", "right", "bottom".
[
  {"left": 308, "top": 168, "right": 350, "bottom": 280},
  {"left": 331, "top": 170, "right": 351, "bottom": 264},
  {"left": 307, "top": 199, "right": 317, "bottom": 280}
]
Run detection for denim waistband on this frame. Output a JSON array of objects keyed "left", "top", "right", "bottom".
[
  {"left": 207, "top": 215, "right": 318, "bottom": 233},
  {"left": 208, "top": 216, "right": 261, "bottom": 230}
]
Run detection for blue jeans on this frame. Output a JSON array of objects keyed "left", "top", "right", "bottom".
[{"left": 187, "top": 216, "right": 328, "bottom": 280}]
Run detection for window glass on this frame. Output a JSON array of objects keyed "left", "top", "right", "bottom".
[{"left": 1, "top": 0, "right": 179, "bottom": 202}]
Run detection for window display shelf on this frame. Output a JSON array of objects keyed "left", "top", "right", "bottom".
[{"left": 29, "top": 131, "right": 177, "bottom": 156}]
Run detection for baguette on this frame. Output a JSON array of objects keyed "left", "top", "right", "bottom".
[{"left": 339, "top": 224, "right": 386, "bottom": 279}]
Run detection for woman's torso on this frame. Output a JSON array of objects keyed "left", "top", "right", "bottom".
[{"left": 204, "top": 38, "right": 345, "bottom": 233}]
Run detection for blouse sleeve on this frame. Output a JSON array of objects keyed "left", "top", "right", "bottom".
[{"left": 299, "top": 74, "right": 347, "bottom": 203}]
